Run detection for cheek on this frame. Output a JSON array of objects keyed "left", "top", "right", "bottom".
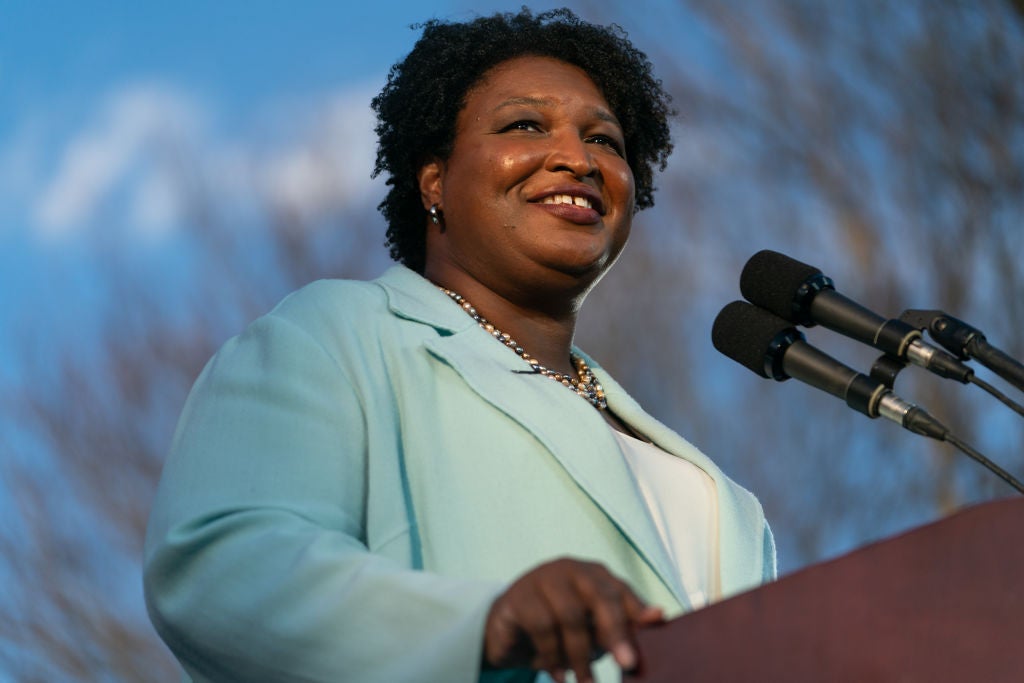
[
  {"left": 601, "top": 158, "right": 635, "bottom": 209},
  {"left": 617, "top": 166, "right": 636, "bottom": 204},
  {"left": 495, "top": 145, "right": 546, "bottom": 184}
]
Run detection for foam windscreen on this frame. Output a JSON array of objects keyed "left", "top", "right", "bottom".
[
  {"left": 711, "top": 300, "right": 795, "bottom": 378},
  {"left": 739, "top": 250, "right": 822, "bottom": 320}
]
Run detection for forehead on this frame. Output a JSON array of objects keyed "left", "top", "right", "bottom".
[{"left": 461, "top": 55, "right": 615, "bottom": 118}]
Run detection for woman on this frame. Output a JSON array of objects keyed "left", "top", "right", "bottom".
[{"left": 144, "top": 9, "right": 775, "bottom": 683}]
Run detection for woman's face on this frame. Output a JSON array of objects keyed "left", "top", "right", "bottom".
[{"left": 420, "top": 55, "right": 636, "bottom": 300}]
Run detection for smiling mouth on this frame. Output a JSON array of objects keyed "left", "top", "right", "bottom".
[{"left": 539, "top": 194, "right": 593, "bottom": 210}]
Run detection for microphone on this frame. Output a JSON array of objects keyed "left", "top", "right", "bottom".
[
  {"left": 711, "top": 300, "right": 948, "bottom": 440},
  {"left": 739, "top": 250, "right": 973, "bottom": 383}
]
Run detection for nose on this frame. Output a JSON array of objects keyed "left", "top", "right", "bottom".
[{"left": 544, "top": 131, "right": 598, "bottom": 179}]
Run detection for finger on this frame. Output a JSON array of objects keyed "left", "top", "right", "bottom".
[
  {"left": 539, "top": 585, "right": 595, "bottom": 683},
  {"left": 624, "top": 593, "right": 665, "bottom": 628},
  {"left": 484, "top": 596, "right": 535, "bottom": 668},
  {"left": 635, "top": 604, "right": 665, "bottom": 626},
  {"left": 580, "top": 577, "right": 638, "bottom": 672},
  {"left": 517, "top": 598, "right": 563, "bottom": 673},
  {"left": 537, "top": 564, "right": 617, "bottom": 672},
  {"left": 574, "top": 565, "right": 664, "bottom": 671}
]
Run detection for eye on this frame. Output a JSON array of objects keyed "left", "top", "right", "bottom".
[
  {"left": 499, "top": 120, "right": 542, "bottom": 133},
  {"left": 586, "top": 134, "right": 625, "bottom": 156}
]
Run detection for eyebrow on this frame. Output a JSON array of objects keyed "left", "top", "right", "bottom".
[{"left": 493, "top": 97, "right": 621, "bottom": 126}]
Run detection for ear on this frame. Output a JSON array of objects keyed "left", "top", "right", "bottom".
[{"left": 416, "top": 157, "right": 445, "bottom": 210}]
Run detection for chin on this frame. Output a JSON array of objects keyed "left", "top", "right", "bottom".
[
  {"left": 560, "top": 260, "right": 606, "bottom": 279},
  {"left": 527, "top": 238, "right": 626, "bottom": 290},
  {"left": 565, "top": 243, "right": 627, "bottom": 278},
  {"left": 540, "top": 256, "right": 613, "bottom": 290}
]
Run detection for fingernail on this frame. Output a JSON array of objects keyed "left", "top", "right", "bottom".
[
  {"left": 645, "top": 606, "right": 665, "bottom": 622},
  {"left": 613, "top": 643, "right": 636, "bottom": 670}
]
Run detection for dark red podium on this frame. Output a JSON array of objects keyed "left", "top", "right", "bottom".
[{"left": 627, "top": 499, "right": 1024, "bottom": 682}]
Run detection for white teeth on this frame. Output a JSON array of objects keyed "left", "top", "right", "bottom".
[{"left": 541, "top": 194, "right": 592, "bottom": 209}]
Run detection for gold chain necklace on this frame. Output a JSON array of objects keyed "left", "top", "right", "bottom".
[{"left": 439, "top": 287, "right": 607, "bottom": 410}]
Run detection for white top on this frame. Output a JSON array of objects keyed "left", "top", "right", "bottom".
[{"left": 612, "top": 429, "right": 720, "bottom": 609}]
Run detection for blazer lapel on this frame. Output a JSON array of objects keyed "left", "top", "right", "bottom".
[
  {"left": 586, "top": 354, "right": 768, "bottom": 598},
  {"left": 377, "top": 266, "right": 690, "bottom": 609},
  {"left": 424, "top": 329, "right": 689, "bottom": 610}
]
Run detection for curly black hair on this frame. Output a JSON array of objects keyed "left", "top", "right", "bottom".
[{"left": 371, "top": 7, "right": 674, "bottom": 273}]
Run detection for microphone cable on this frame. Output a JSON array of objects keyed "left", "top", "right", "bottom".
[
  {"left": 942, "top": 430, "right": 1024, "bottom": 495},
  {"left": 967, "top": 374, "right": 1024, "bottom": 419}
]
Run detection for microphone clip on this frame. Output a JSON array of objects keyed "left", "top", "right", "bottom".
[
  {"left": 870, "top": 353, "right": 908, "bottom": 390},
  {"left": 898, "top": 309, "right": 983, "bottom": 360}
]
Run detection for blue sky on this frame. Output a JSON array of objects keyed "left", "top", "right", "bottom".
[
  {"left": 2, "top": 1, "right": 590, "bottom": 378},
  {"left": 1, "top": 1, "right": 716, "bottom": 395},
  {"left": 3, "top": 3, "right": 445, "bottom": 113}
]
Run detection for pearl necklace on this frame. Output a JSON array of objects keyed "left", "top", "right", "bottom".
[{"left": 439, "top": 287, "right": 608, "bottom": 411}]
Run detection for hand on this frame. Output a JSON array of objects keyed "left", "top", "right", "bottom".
[{"left": 483, "top": 557, "right": 664, "bottom": 683}]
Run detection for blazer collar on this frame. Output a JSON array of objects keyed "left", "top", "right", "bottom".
[{"left": 374, "top": 265, "right": 474, "bottom": 333}]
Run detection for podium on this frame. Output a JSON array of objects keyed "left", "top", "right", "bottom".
[{"left": 627, "top": 499, "right": 1024, "bottom": 682}]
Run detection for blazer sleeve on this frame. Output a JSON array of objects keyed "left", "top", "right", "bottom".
[{"left": 143, "top": 312, "right": 507, "bottom": 682}]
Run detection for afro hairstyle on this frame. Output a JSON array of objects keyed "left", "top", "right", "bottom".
[{"left": 371, "top": 7, "right": 674, "bottom": 273}]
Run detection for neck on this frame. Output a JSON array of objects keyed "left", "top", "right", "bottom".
[
  {"left": 505, "top": 308, "right": 578, "bottom": 376},
  {"left": 425, "top": 268, "right": 582, "bottom": 376}
]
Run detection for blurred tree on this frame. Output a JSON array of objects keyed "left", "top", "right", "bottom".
[
  {"left": 2, "top": 0, "right": 1022, "bottom": 678},
  {"left": 0, "top": 140, "right": 390, "bottom": 678},
  {"left": 580, "top": 0, "right": 1023, "bottom": 566}
]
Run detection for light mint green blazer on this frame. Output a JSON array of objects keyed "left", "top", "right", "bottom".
[{"left": 144, "top": 265, "right": 775, "bottom": 683}]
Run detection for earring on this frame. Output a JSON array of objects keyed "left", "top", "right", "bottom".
[{"left": 429, "top": 204, "right": 442, "bottom": 225}]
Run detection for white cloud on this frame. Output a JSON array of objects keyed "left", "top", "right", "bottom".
[
  {"left": 258, "top": 86, "right": 381, "bottom": 217},
  {"left": 129, "top": 167, "right": 179, "bottom": 239},
  {"left": 26, "top": 81, "right": 383, "bottom": 242},
  {"left": 32, "top": 85, "right": 201, "bottom": 239}
]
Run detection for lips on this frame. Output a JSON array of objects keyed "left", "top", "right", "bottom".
[{"left": 528, "top": 185, "right": 605, "bottom": 215}]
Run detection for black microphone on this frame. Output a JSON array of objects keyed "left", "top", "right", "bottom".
[
  {"left": 739, "top": 250, "right": 973, "bottom": 383},
  {"left": 711, "top": 300, "right": 948, "bottom": 439}
]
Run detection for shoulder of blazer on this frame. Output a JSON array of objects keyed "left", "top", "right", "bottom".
[{"left": 264, "top": 265, "right": 474, "bottom": 339}]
